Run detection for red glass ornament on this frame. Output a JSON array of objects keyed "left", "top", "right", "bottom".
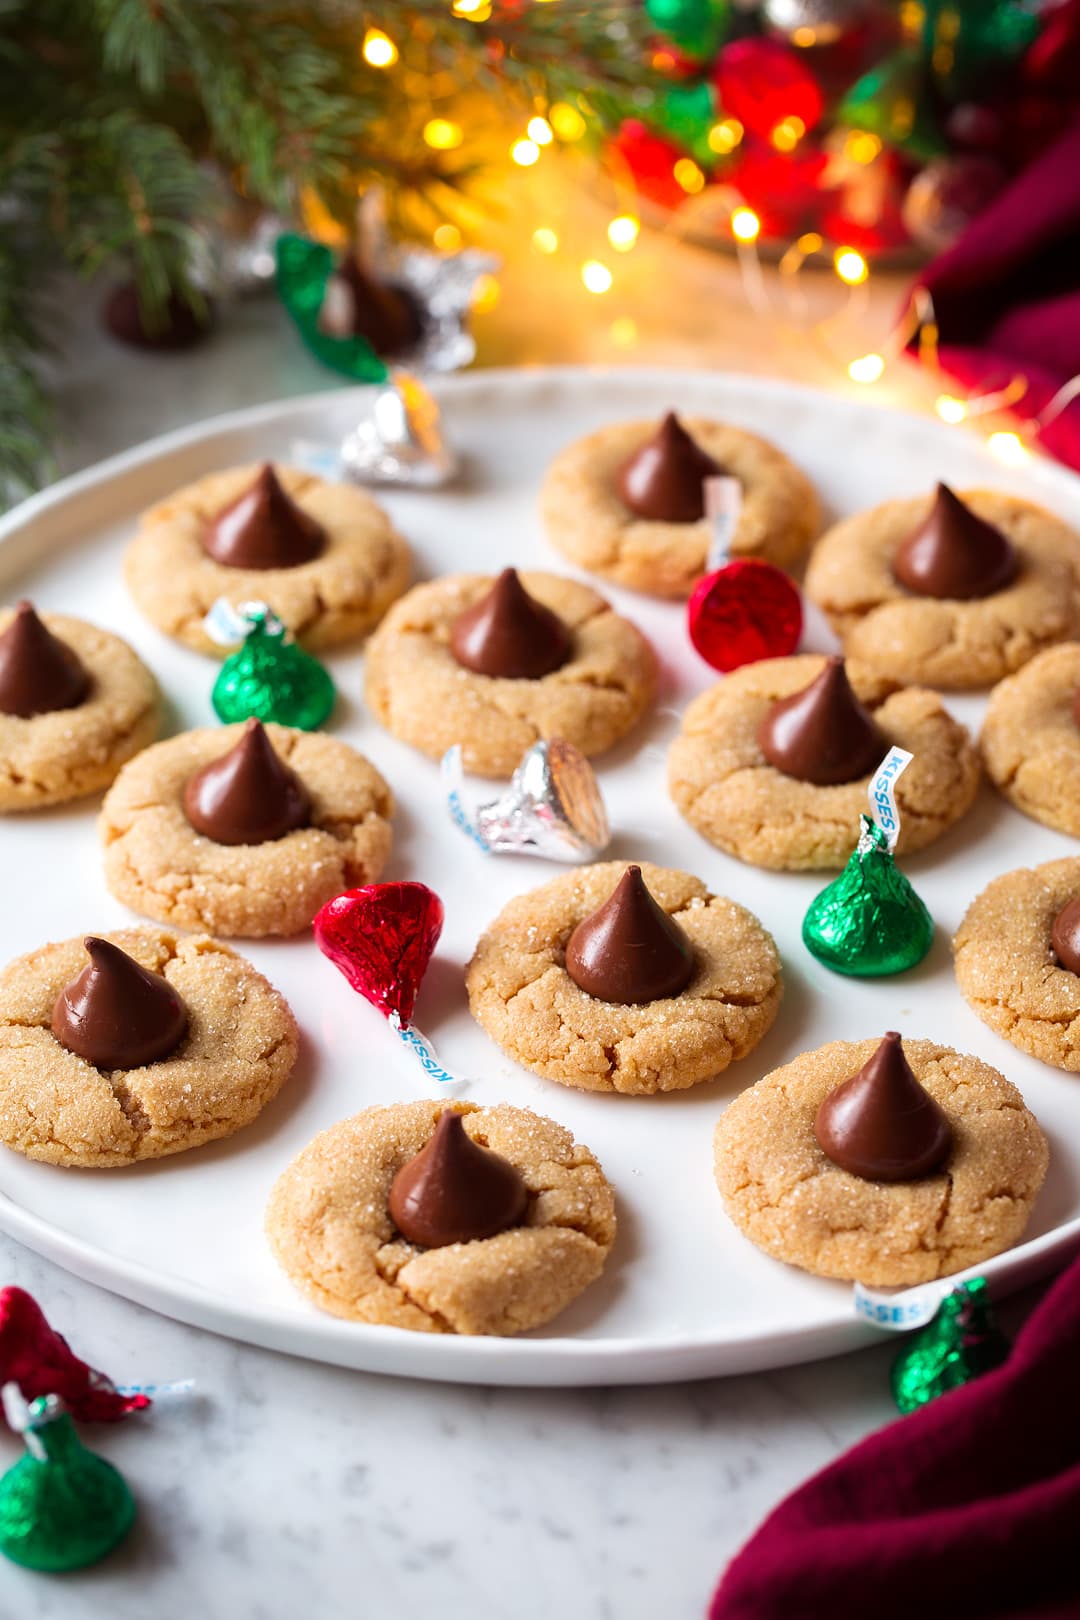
[
  {"left": 687, "top": 558, "right": 803, "bottom": 672},
  {"left": 609, "top": 118, "right": 688, "bottom": 211},
  {"left": 0, "top": 1287, "right": 149, "bottom": 1423},
  {"left": 728, "top": 141, "right": 828, "bottom": 237},
  {"left": 313, "top": 881, "right": 445, "bottom": 1025},
  {"left": 713, "top": 39, "right": 826, "bottom": 141}
]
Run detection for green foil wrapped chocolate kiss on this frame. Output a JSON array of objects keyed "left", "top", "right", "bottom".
[
  {"left": 211, "top": 607, "right": 335, "bottom": 731},
  {"left": 891, "top": 1278, "right": 1010, "bottom": 1414},
  {"left": 0, "top": 1392, "right": 135, "bottom": 1571},
  {"left": 802, "top": 815, "right": 933, "bottom": 977}
]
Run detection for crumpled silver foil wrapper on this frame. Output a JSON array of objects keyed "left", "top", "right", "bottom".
[
  {"left": 341, "top": 369, "right": 457, "bottom": 487},
  {"left": 360, "top": 192, "right": 499, "bottom": 374},
  {"left": 444, "top": 739, "right": 611, "bottom": 863}
]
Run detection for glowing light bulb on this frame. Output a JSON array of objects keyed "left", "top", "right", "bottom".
[
  {"left": 424, "top": 119, "right": 463, "bottom": 150},
  {"left": 511, "top": 138, "right": 541, "bottom": 167},
  {"left": 771, "top": 116, "right": 806, "bottom": 152},
  {"left": 527, "top": 116, "right": 554, "bottom": 146},
  {"left": 532, "top": 226, "right": 559, "bottom": 254},
  {"left": 708, "top": 118, "right": 744, "bottom": 155},
  {"left": 848, "top": 353, "right": 885, "bottom": 384},
  {"left": 834, "top": 247, "right": 869, "bottom": 286},
  {"left": 731, "top": 208, "right": 760, "bottom": 244},
  {"left": 362, "top": 29, "right": 398, "bottom": 67},
  {"left": 935, "top": 394, "right": 968, "bottom": 424},
  {"left": 844, "top": 130, "right": 882, "bottom": 165},
  {"left": 471, "top": 274, "right": 500, "bottom": 313},
  {"left": 550, "top": 102, "right": 587, "bottom": 141},
  {"left": 607, "top": 215, "right": 640, "bottom": 252},
  {"left": 581, "top": 260, "right": 613, "bottom": 294},
  {"left": 433, "top": 223, "right": 462, "bottom": 251},
  {"left": 673, "top": 158, "right": 705, "bottom": 194},
  {"left": 988, "top": 430, "right": 1029, "bottom": 465}
]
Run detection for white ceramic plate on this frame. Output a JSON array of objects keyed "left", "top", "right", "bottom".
[{"left": 3, "top": 368, "right": 1080, "bottom": 1387}]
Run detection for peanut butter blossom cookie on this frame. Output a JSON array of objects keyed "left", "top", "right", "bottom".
[
  {"left": 980, "top": 643, "right": 1080, "bottom": 836},
  {"left": 99, "top": 718, "right": 392, "bottom": 936},
  {"left": 714, "top": 1033, "right": 1048, "bottom": 1285},
  {"left": 0, "top": 602, "right": 159, "bottom": 812},
  {"left": 266, "top": 1100, "right": 616, "bottom": 1336},
  {"left": 954, "top": 856, "right": 1080, "bottom": 1072},
  {"left": 804, "top": 484, "right": 1080, "bottom": 688},
  {"left": 466, "top": 861, "right": 782, "bottom": 1094},
  {"left": 668, "top": 653, "right": 979, "bottom": 870},
  {"left": 364, "top": 568, "right": 656, "bottom": 779},
  {"left": 0, "top": 928, "right": 298, "bottom": 1166},
  {"left": 125, "top": 462, "right": 411, "bottom": 654},
  {"left": 540, "top": 412, "right": 820, "bottom": 597}
]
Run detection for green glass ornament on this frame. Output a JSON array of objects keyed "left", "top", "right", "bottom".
[
  {"left": 275, "top": 234, "right": 389, "bottom": 383},
  {"left": 212, "top": 607, "right": 335, "bottom": 731},
  {"left": 891, "top": 1278, "right": 1010, "bottom": 1414},
  {"left": 803, "top": 815, "right": 933, "bottom": 977},
  {"left": 648, "top": 81, "right": 720, "bottom": 166},
  {"left": 645, "top": 0, "right": 729, "bottom": 56},
  {"left": 920, "top": 0, "right": 1039, "bottom": 98},
  {"left": 836, "top": 48, "right": 947, "bottom": 162},
  {"left": 0, "top": 1393, "right": 135, "bottom": 1571}
]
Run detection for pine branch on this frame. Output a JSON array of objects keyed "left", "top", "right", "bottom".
[{"left": 0, "top": 0, "right": 655, "bottom": 505}]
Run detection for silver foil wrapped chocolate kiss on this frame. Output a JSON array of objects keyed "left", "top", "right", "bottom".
[
  {"left": 441, "top": 739, "right": 611, "bottom": 863},
  {"left": 341, "top": 369, "right": 457, "bottom": 487}
]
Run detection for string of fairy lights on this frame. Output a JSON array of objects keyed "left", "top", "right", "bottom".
[{"left": 356, "top": 11, "right": 1077, "bottom": 466}]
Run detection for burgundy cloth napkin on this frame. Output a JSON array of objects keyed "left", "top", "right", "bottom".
[
  {"left": 908, "top": 117, "right": 1080, "bottom": 472},
  {"left": 710, "top": 1251, "right": 1080, "bottom": 1620}
]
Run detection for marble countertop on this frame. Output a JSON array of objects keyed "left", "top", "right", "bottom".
[{"left": 1, "top": 215, "right": 1042, "bottom": 1620}]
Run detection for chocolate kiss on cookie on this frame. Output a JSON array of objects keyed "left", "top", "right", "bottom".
[
  {"left": 616, "top": 412, "right": 722, "bottom": 524},
  {"left": 51, "top": 937, "right": 188, "bottom": 1070},
  {"left": 0, "top": 601, "right": 90, "bottom": 718},
  {"left": 388, "top": 1110, "right": 528, "bottom": 1248},
  {"left": 317, "top": 253, "right": 422, "bottom": 357},
  {"left": 814, "top": 1031, "right": 952, "bottom": 1182},
  {"left": 202, "top": 465, "right": 325, "bottom": 570},
  {"left": 1052, "top": 897, "right": 1080, "bottom": 975},
  {"left": 758, "top": 656, "right": 883, "bottom": 786},
  {"left": 566, "top": 864, "right": 695, "bottom": 1004},
  {"left": 893, "top": 483, "right": 1017, "bottom": 600},
  {"left": 183, "top": 718, "right": 311, "bottom": 845},
  {"left": 450, "top": 568, "right": 571, "bottom": 679}
]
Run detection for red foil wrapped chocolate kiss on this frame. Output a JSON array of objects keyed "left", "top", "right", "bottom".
[
  {"left": 687, "top": 558, "right": 802, "bottom": 673},
  {"left": 0, "top": 1288, "right": 148, "bottom": 1423},
  {"left": 313, "top": 881, "right": 445, "bottom": 1025}
]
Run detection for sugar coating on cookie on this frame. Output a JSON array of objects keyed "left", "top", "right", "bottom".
[
  {"left": 466, "top": 861, "right": 782, "bottom": 1094},
  {"left": 364, "top": 571, "right": 656, "bottom": 779},
  {"left": 265, "top": 1100, "right": 616, "bottom": 1336},
  {"left": 954, "top": 856, "right": 1080, "bottom": 1072},
  {"left": 125, "top": 463, "right": 411, "bottom": 654},
  {"left": 0, "top": 928, "right": 298, "bottom": 1166},
  {"left": 714, "top": 1037, "right": 1048, "bottom": 1286},
  {"left": 540, "top": 417, "right": 820, "bottom": 598},
  {"left": 0, "top": 610, "right": 159, "bottom": 811},
  {"left": 668, "top": 654, "right": 980, "bottom": 871},
  {"left": 805, "top": 490, "right": 1080, "bottom": 689},
  {"left": 980, "top": 643, "right": 1080, "bottom": 836},
  {"left": 99, "top": 723, "right": 393, "bottom": 937}
]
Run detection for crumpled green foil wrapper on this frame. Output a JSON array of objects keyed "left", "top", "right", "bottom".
[
  {"left": 0, "top": 1400, "right": 135, "bottom": 1571},
  {"left": 803, "top": 815, "right": 934, "bottom": 977},
  {"left": 891, "top": 1278, "right": 1010, "bottom": 1414}
]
